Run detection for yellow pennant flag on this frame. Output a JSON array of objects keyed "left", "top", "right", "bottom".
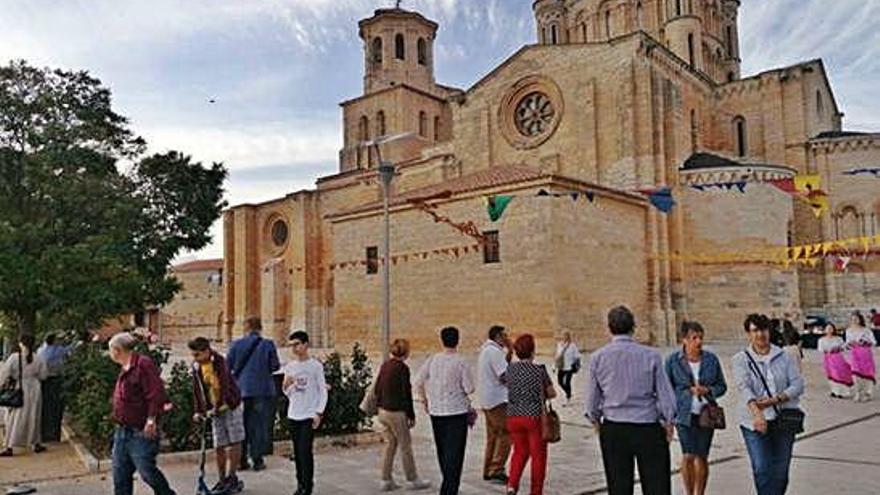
[
  {"left": 794, "top": 174, "right": 822, "bottom": 193},
  {"left": 860, "top": 237, "right": 871, "bottom": 254},
  {"left": 821, "top": 242, "right": 833, "bottom": 256}
]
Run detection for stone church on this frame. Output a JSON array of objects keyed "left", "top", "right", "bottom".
[{"left": 221, "top": 0, "right": 880, "bottom": 352}]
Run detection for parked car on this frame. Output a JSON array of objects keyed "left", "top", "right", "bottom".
[{"left": 801, "top": 314, "right": 829, "bottom": 349}]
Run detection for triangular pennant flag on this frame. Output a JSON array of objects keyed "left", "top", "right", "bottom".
[
  {"left": 723, "top": 183, "right": 734, "bottom": 191},
  {"left": 537, "top": 189, "right": 550, "bottom": 197},
  {"left": 794, "top": 174, "right": 821, "bottom": 194},
  {"left": 769, "top": 178, "right": 797, "bottom": 194},
  {"left": 835, "top": 255, "right": 851, "bottom": 272},
  {"left": 808, "top": 195, "right": 829, "bottom": 218},
  {"left": 452, "top": 247, "right": 460, "bottom": 257},
  {"left": 791, "top": 247, "right": 804, "bottom": 260},
  {"left": 486, "top": 195, "right": 514, "bottom": 222},
  {"left": 735, "top": 181, "right": 747, "bottom": 193},
  {"left": 821, "top": 242, "right": 833, "bottom": 256},
  {"left": 585, "top": 191, "right": 596, "bottom": 202},
  {"left": 691, "top": 184, "right": 706, "bottom": 192},
  {"left": 571, "top": 192, "right": 580, "bottom": 201},
  {"left": 640, "top": 187, "right": 675, "bottom": 213}
]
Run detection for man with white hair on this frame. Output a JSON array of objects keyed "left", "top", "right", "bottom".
[{"left": 108, "top": 332, "right": 177, "bottom": 495}]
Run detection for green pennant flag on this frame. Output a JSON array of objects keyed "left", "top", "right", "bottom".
[{"left": 486, "top": 195, "right": 513, "bottom": 222}]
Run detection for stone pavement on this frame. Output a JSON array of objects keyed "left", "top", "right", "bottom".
[{"left": 3, "top": 343, "right": 879, "bottom": 494}]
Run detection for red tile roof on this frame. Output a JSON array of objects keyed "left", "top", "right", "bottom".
[{"left": 173, "top": 259, "right": 223, "bottom": 273}]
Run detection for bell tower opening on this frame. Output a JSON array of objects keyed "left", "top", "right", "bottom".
[{"left": 359, "top": 6, "right": 438, "bottom": 95}]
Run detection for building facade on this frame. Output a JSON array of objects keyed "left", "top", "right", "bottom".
[{"left": 222, "top": 1, "right": 880, "bottom": 352}]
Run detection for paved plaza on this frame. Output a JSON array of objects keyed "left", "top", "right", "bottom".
[{"left": 2, "top": 342, "right": 879, "bottom": 494}]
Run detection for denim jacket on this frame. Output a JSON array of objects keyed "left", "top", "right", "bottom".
[{"left": 664, "top": 349, "right": 727, "bottom": 426}]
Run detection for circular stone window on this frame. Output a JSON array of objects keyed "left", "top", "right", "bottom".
[
  {"left": 270, "top": 219, "right": 288, "bottom": 247},
  {"left": 499, "top": 75, "right": 564, "bottom": 149}
]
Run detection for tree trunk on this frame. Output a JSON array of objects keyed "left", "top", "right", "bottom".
[{"left": 16, "top": 308, "right": 36, "bottom": 337}]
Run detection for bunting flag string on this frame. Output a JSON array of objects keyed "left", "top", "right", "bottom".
[
  {"left": 483, "top": 188, "right": 598, "bottom": 222},
  {"left": 768, "top": 174, "right": 829, "bottom": 217},
  {"left": 689, "top": 181, "right": 748, "bottom": 193},
  {"left": 842, "top": 167, "right": 880, "bottom": 177},
  {"left": 410, "top": 200, "right": 487, "bottom": 244},
  {"left": 286, "top": 241, "right": 484, "bottom": 274}
]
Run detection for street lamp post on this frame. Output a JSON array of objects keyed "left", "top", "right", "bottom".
[{"left": 366, "top": 132, "right": 413, "bottom": 362}]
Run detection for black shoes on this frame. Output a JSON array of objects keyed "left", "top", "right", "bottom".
[{"left": 484, "top": 473, "right": 509, "bottom": 485}]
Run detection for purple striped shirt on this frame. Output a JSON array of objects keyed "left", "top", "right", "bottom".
[{"left": 585, "top": 335, "right": 677, "bottom": 425}]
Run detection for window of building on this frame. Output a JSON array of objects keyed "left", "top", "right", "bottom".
[
  {"left": 581, "top": 23, "right": 587, "bottom": 42},
  {"left": 376, "top": 111, "right": 386, "bottom": 137},
  {"left": 419, "top": 111, "right": 427, "bottom": 137},
  {"left": 550, "top": 24, "right": 559, "bottom": 44},
  {"left": 483, "top": 231, "right": 500, "bottom": 264},
  {"left": 636, "top": 2, "right": 644, "bottom": 28},
  {"left": 816, "top": 90, "right": 824, "bottom": 117},
  {"left": 726, "top": 25, "right": 734, "bottom": 57},
  {"left": 690, "top": 109, "right": 698, "bottom": 152},
  {"left": 675, "top": 0, "right": 682, "bottom": 16},
  {"left": 395, "top": 33, "right": 405, "bottom": 60},
  {"left": 359, "top": 115, "right": 369, "bottom": 141},
  {"left": 727, "top": 71, "right": 735, "bottom": 82},
  {"left": 541, "top": 27, "right": 547, "bottom": 44},
  {"left": 687, "top": 33, "right": 695, "bottom": 67},
  {"left": 366, "top": 246, "right": 379, "bottom": 275},
  {"left": 605, "top": 11, "right": 612, "bottom": 38},
  {"left": 271, "top": 219, "right": 289, "bottom": 247},
  {"left": 433, "top": 116, "right": 441, "bottom": 141},
  {"left": 371, "top": 37, "right": 383, "bottom": 64},
  {"left": 417, "top": 38, "right": 427, "bottom": 65},
  {"left": 733, "top": 116, "right": 747, "bottom": 157}
]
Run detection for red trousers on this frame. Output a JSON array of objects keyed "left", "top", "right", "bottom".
[{"left": 506, "top": 416, "right": 547, "bottom": 495}]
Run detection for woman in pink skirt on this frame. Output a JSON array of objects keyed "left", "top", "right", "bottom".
[
  {"left": 846, "top": 312, "right": 876, "bottom": 402},
  {"left": 818, "top": 323, "right": 852, "bottom": 398}
]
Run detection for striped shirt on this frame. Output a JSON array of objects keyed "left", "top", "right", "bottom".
[
  {"left": 585, "top": 335, "right": 677, "bottom": 425},
  {"left": 414, "top": 351, "right": 475, "bottom": 417}
]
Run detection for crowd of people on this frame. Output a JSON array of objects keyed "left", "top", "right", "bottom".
[{"left": 0, "top": 305, "right": 877, "bottom": 495}]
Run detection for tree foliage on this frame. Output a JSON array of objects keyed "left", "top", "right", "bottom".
[{"left": 0, "top": 60, "right": 227, "bottom": 335}]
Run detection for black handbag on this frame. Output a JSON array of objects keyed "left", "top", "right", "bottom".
[
  {"left": 0, "top": 352, "right": 24, "bottom": 409},
  {"left": 745, "top": 351, "right": 804, "bottom": 434}
]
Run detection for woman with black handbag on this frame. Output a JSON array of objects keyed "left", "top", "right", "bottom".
[
  {"left": 0, "top": 334, "right": 49, "bottom": 457},
  {"left": 664, "top": 321, "right": 727, "bottom": 495},
  {"left": 732, "top": 314, "right": 805, "bottom": 495}
]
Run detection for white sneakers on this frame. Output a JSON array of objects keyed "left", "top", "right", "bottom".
[{"left": 380, "top": 479, "right": 432, "bottom": 491}]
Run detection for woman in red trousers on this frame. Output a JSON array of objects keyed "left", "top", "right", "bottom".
[{"left": 506, "top": 334, "right": 557, "bottom": 495}]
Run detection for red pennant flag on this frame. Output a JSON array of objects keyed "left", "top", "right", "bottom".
[
  {"left": 452, "top": 247, "right": 460, "bottom": 257},
  {"left": 769, "top": 178, "right": 797, "bottom": 194}
]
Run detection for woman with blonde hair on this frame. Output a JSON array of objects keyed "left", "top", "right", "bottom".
[{"left": 375, "top": 338, "right": 431, "bottom": 491}]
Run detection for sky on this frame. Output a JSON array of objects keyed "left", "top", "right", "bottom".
[{"left": 2, "top": 0, "right": 878, "bottom": 260}]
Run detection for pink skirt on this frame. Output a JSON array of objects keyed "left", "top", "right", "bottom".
[
  {"left": 850, "top": 345, "right": 876, "bottom": 383},
  {"left": 823, "top": 351, "right": 853, "bottom": 386}
]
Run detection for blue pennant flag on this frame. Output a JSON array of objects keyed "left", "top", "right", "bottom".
[{"left": 641, "top": 187, "right": 675, "bottom": 213}]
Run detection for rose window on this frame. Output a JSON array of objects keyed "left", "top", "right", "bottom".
[
  {"left": 514, "top": 92, "right": 555, "bottom": 137},
  {"left": 271, "top": 219, "right": 289, "bottom": 247}
]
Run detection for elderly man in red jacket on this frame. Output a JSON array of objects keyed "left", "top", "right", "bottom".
[
  {"left": 189, "top": 336, "right": 245, "bottom": 495},
  {"left": 109, "top": 332, "right": 177, "bottom": 495}
]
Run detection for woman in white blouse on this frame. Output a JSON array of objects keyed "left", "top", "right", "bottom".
[{"left": 554, "top": 332, "right": 581, "bottom": 406}]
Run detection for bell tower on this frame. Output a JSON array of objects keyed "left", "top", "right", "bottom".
[
  {"left": 359, "top": 6, "right": 438, "bottom": 95},
  {"left": 533, "top": 0, "right": 569, "bottom": 45}
]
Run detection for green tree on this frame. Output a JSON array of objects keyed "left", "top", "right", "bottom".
[{"left": 0, "top": 60, "right": 227, "bottom": 336}]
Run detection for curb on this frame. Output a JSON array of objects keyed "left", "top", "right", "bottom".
[{"left": 63, "top": 426, "right": 383, "bottom": 473}]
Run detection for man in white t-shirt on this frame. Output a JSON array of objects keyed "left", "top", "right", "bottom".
[
  {"left": 476, "top": 325, "right": 512, "bottom": 484},
  {"left": 282, "top": 330, "right": 328, "bottom": 495}
]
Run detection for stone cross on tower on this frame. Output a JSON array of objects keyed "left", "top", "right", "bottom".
[{"left": 395, "top": 0, "right": 403, "bottom": 9}]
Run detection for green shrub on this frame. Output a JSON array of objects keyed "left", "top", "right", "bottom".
[
  {"left": 320, "top": 342, "right": 372, "bottom": 435},
  {"left": 162, "top": 360, "right": 200, "bottom": 452}
]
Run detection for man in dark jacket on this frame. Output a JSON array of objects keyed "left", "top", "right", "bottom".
[{"left": 189, "top": 337, "right": 245, "bottom": 494}]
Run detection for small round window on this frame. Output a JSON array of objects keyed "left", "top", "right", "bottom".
[
  {"left": 271, "top": 219, "right": 288, "bottom": 247},
  {"left": 515, "top": 92, "right": 555, "bottom": 137}
]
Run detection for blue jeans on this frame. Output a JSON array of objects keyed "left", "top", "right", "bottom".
[
  {"left": 242, "top": 396, "right": 274, "bottom": 465},
  {"left": 112, "top": 427, "right": 176, "bottom": 495},
  {"left": 740, "top": 425, "right": 796, "bottom": 495}
]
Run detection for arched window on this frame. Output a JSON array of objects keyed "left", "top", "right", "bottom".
[
  {"left": 376, "top": 111, "right": 386, "bottom": 137},
  {"left": 675, "top": 0, "right": 682, "bottom": 16},
  {"left": 417, "top": 38, "right": 427, "bottom": 65},
  {"left": 733, "top": 116, "right": 747, "bottom": 157},
  {"left": 581, "top": 23, "right": 587, "bottom": 42},
  {"left": 419, "top": 111, "right": 427, "bottom": 137},
  {"left": 727, "top": 71, "right": 735, "bottom": 82},
  {"left": 433, "top": 116, "right": 441, "bottom": 141},
  {"left": 816, "top": 90, "right": 824, "bottom": 117},
  {"left": 687, "top": 33, "right": 695, "bottom": 67},
  {"left": 541, "top": 27, "right": 547, "bottom": 44},
  {"left": 690, "top": 109, "right": 698, "bottom": 152},
  {"left": 359, "top": 116, "right": 370, "bottom": 141},
  {"left": 550, "top": 24, "right": 559, "bottom": 44},
  {"left": 726, "top": 25, "right": 734, "bottom": 57},
  {"left": 395, "top": 33, "right": 405, "bottom": 60},
  {"left": 371, "top": 37, "right": 383, "bottom": 64},
  {"left": 636, "top": 2, "right": 644, "bottom": 28},
  {"left": 605, "top": 11, "right": 612, "bottom": 38}
]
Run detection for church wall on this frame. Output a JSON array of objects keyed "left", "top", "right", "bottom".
[
  {"left": 329, "top": 188, "right": 558, "bottom": 355},
  {"left": 548, "top": 191, "right": 652, "bottom": 349},
  {"left": 809, "top": 136, "right": 880, "bottom": 315},
  {"left": 679, "top": 178, "right": 800, "bottom": 339}
]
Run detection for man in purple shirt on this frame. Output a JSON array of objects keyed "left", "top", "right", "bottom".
[
  {"left": 585, "top": 306, "right": 677, "bottom": 495},
  {"left": 109, "top": 332, "right": 176, "bottom": 495}
]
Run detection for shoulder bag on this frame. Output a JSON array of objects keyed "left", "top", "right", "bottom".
[
  {"left": 745, "top": 351, "right": 805, "bottom": 434},
  {"left": 539, "top": 364, "right": 561, "bottom": 443},
  {"left": 683, "top": 356, "right": 726, "bottom": 430},
  {"left": 0, "top": 352, "right": 25, "bottom": 408}
]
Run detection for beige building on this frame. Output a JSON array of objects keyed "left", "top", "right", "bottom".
[{"left": 222, "top": 1, "right": 880, "bottom": 352}]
